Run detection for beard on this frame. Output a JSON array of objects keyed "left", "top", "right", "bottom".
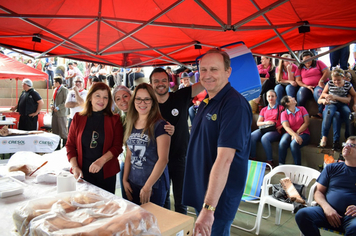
[{"left": 154, "top": 85, "right": 169, "bottom": 96}]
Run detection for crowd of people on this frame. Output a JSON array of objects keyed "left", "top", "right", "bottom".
[
  {"left": 10, "top": 44, "right": 356, "bottom": 236},
  {"left": 249, "top": 46, "right": 356, "bottom": 167}
]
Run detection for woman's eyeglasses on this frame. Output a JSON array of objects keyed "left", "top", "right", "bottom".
[
  {"left": 342, "top": 142, "right": 356, "bottom": 148},
  {"left": 135, "top": 98, "right": 152, "bottom": 104},
  {"left": 90, "top": 131, "right": 99, "bottom": 148}
]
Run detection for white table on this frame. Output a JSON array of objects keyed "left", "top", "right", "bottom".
[{"left": 0, "top": 132, "right": 60, "bottom": 154}]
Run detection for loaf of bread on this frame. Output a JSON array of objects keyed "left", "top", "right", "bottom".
[
  {"left": 13, "top": 191, "right": 160, "bottom": 236},
  {"left": 0, "top": 125, "right": 9, "bottom": 136},
  {"left": 9, "top": 164, "right": 33, "bottom": 176},
  {"left": 280, "top": 177, "right": 305, "bottom": 204}
]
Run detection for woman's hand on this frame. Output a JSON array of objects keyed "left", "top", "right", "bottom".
[
  {"left": 290, "top": 81, "right": 297, "bottom": 87},
  {"left": 123, "top": 180, "right": 133, "bottom": 201},
  {"left": 72, "top": 166, "right": 83, "bottom": 182},
  {"left": 318, "top": 80, "right": 325, "bottom": 89},
  {"left": 293, "top": 134, "right": 303, "bottom": 145},
  {"left": 286, "top": 63, "right": 293, "bottom": 72},
  {"left": 265, "top": 121, "right": 275, "bottom": 125},
  {"left": 140, "top": 186, "right": 152, "bottom": 204},
  {"left": 89, "top": 158, "right": 105, "bottom": 173},
  {"left": 164, "top": 122, "right": 175, "bottom": 136}
]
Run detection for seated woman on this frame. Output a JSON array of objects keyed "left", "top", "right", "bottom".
[
  {"left": 123, "top": 83, "right": 171, "bottom": 206},
  {"left": 279, "top": 96, "right": 310, "bottom": 165},
  {"left": 67, "top": 82, "right": 123, "bottom": 194},
  {"left": 318, "top": 68, "right": 356, "bottom": 149},
  {"left": 274, "top": 54, "right": 299, "bottom": 105},
  {"left": 296, "top": 50, "right": 330, "bottom": 118},
  {"left": 250, "top": 90, "right": 283, "bottom": 167},
  {"left": 252, "top": 56, "right": 276, "bottom": 108}
]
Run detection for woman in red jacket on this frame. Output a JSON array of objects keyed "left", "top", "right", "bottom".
[{"left": 67, "top": 82, "right": 123, "bottom": 193}]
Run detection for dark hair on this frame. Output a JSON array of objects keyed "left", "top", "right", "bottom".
[
  {"left": 149, "top": 67, "right": 169, "bottom": 84},
  {"left": 68, "top": 62, "right": 73, "bottom": 66},
  {"left": 54, "top": 77, "right": 63, "bottom": 84},
  {"left": 73, "top": 62, "right": 78, "bottom": 65},
  {"left": 124, "top": 83, "right": 163, "bottom": 144},
  {"left": 203, "top": 48, "right": 231, "bottom": 70},
  {"left": 299, "top": 50, "right": 316, "bottom": 69},
  {"left": 80, "top": 82, "right": 113, "bottom": 117},
  {"left": 280, "top": 95, "right": 290, "bottom": 108}
]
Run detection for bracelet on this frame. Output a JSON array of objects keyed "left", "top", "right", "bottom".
[{"left": 202, "top": 203, "right": 215, "bottom": 212}]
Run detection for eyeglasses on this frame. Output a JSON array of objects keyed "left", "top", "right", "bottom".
[
  {"left": 90, "top": 131, "right": 99, "bottom": 148},
  {"left": 75, "top": 81, "right": 82, "bottom": 83},
  {"left": 342, "top": 142, "right": 356, "bottom": 148},
  {"left": 135, "top": 98, "right": 152, "bottom": 104}
]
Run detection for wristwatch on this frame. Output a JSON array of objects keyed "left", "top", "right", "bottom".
[{"left": 202, "top": 203, "right": 216, "bottom": 212}]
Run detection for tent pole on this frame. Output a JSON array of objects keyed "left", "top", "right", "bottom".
[
  {"left": 47, "top": 77, "right": 49, "bottom": 113},
  {"left": 16, "top": 78, "right": 18, "bottom": 104}
]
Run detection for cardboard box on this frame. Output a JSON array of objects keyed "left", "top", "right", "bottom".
[{"left": 141, "top": 202, "right": 194, "bottom": 236}]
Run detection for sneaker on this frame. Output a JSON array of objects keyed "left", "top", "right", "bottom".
[{"left": 332, "top": 141, "right": 341, "bottom": 152}]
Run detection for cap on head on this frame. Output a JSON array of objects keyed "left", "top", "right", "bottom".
[
  {"left": 74, "top": 76, "right": 83, "bottom": 82},
  {"left": 113, "top": 85, "right": 131, "bottom": 98},
  {"left": 180, "top": 72, "right": 189, "bottom": 78},
  {"left": 22, "top": 78, "right": 33, "bottom": 87}
]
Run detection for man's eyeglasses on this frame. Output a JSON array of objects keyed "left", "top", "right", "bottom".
[
  {"left": 135, "top": 98, "right": 152, "bottom": 104},
  {"left": 342, "top": 142, "right": 356, "bottom": 148},
  {"left": 90, "top": 131, "right": 99, "bottom": 148}
]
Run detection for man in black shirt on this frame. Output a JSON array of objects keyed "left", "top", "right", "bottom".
[
  {"left": 149, "top": 68, "right": 204, "bottom": 214},
  {"left": 11, "top": 78, "right": 44, "bottom": 131}
]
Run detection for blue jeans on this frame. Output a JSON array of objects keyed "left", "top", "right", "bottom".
[
  {"left": 296, "top": 206, "right": 356, "bottom": 236},
  {"left": 279, "top": 132, "right": 310, "bottom": 165},
  {"left": 250, "top": 129, "right": 281, "bottom": 161},
  {"left": 329, "top": 46, "right": 350, "bottom": 70},
  {"left": 194, "top": 208, "right": 234, "bottom": 236},
  {"left": 274, "top": 84, "right": 299, "bottom": 105},
  {"left": 129, "top": 179, "right": 167, "bottom": 207},
  {"left": 46, "top": 70, "right": 54, "bottom": 87},
  {"left": 297, "top": 86, "right": 324, "bottom": 114},
  {"left": 322, "top": 103, "right": 351, "bottom": 140}
]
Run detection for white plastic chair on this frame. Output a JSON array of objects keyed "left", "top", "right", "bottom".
[{"left": 255, "top": 165, "right": 320, "bottom": 235}]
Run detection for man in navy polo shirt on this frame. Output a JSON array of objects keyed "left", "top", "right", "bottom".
[{"left": 182, "top": 48, "right": 252, "bottom": 236}]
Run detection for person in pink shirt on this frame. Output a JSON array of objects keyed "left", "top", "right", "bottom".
[
  {"left": 250, "top": 90, "right": 283, "bottom": 167},
  {"left": 279, "top": 95, "right": 310, "bottom": 165},
  {"left": 274, "top": 54, "right": 299, "bottom": 105},
  {"left": 296, "top": 50, "right": 330, "bottom": 118}
]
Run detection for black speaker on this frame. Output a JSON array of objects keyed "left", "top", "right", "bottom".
[
  {"left": 298, "top": 25, "right": 310, "bottom": 33},
  {"left": 32, "top": 37, "right": 41, "bottom": 43}
]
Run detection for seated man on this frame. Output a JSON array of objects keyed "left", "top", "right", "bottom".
[{"left": 295, "top": 136, "right": 356, "bottom": 236}]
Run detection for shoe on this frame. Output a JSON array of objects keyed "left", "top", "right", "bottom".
[
  {"left": 332, "top": 141, "right": 341, "bottom": 152},
  {"left": 318, "top": 140, "right": 327, "bottom": 148}
]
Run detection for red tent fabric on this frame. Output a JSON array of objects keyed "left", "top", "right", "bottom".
[
  {"left": 0, "top": 0, "right": 355, "bottom": 67},
  {"left": 0, "top": 53, "right": 48, "bottom": 79}
]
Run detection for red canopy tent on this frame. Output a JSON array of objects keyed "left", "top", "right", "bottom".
[
  {"left": 0, "top": 53, "right": 49, "bottom": 111},
  {"left": 0, "top": 0, "right": 355, "bottom": 67}
]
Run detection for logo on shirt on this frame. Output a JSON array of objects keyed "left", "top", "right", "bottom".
[
  {"left": 171, "top": 108, "right": 179, "bottom": 116},
  {"left": 206, "top": 113, "right": 217, "bottom": 121}
]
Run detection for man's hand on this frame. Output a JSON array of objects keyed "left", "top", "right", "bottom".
[
  {"left": 164, "top": 122, "right": 175, "bottom": 136},
  {"left": 345, "top": 205, "right": 356, "bottom": 217},
  {"left": 29, "top": 112, "right": 38, "bottom": 117},
  {"left": 324, "top": 205, "right": 342, "bottom": 228},
  {"left": 194, "top": 210, "right": 214, "bottom": 236}
]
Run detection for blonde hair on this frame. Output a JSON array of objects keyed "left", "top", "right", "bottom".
[
  {"left": 331, "top": 68, "right": 345, "bottom": 78},
  {"left": 124, "top": 83, "right": 164, "bottom": 145},
  {"left": 276, "top": 54, "right": 292, "bottom": 83}
]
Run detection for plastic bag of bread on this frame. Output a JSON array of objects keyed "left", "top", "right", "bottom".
[
  {"left": 13, "top": 191, "right": 161, "bottom": 236},
  {"left": 280, "top": 177, "right": 305, "bottom": 204}
]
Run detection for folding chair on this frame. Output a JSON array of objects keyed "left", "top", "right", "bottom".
[{"left": 231, "top": 160, "right": 272, "bottom": 233}]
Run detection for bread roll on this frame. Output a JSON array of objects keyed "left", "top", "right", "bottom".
[{"left": 280, "top": 177, "right": 305, "bottom": 204}]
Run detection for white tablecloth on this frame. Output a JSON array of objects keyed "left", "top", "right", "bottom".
[
  {"left": 0, "top": 150, "right": 159, "bottom": 235},
  {"left": 0, "top": 132, "right": 60, "bottom": 154}
]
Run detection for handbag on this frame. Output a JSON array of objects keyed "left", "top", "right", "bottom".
[{"left": 259, "top": 105, "right": 279, "bottom": 134}]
